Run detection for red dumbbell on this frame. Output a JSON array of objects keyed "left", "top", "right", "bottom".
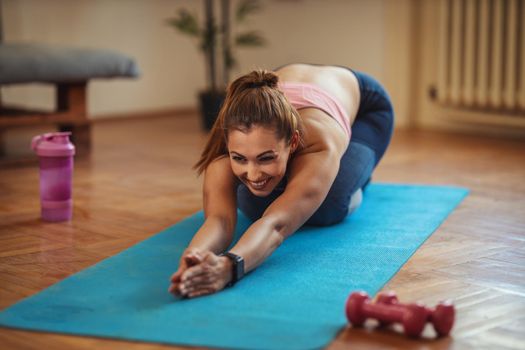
[
  {"left": 346, "top": 291, "right": 429, "bottom": 338},
  {"left": 376, "top": 291, "right": 455, "bottom": 337}
]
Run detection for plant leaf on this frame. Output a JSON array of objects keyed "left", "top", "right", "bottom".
[
  {"left": 235, "top": 0, "right": 262, "bottom": 23},
  {"left": 235, "top": 31, "right": 266, "bottom": 47},
  {"left": 166, "top": 9, "right": 200, "bottom": 37}
]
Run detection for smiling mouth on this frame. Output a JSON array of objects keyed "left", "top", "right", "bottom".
[{"left": 247, "top": 177, "right": 271, "bottom": 190}]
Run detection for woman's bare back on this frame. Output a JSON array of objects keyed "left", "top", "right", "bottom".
[{"left": 274, "top": 63, "right": 361, "bottom": 126}]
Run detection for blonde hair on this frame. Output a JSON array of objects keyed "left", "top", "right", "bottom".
[{"left": 194, "top": 69, "right": 304, "bottom": 175}]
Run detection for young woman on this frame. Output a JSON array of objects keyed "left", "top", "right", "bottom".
[{"left": 168, "top": 63, "right": 394, "bottom": 298}]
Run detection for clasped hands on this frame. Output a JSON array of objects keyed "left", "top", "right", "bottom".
[{"left": 168, "top": 249, "right": 232, "bottom": 299}]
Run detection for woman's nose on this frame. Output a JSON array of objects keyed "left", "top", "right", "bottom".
[{"left": 247, "top": 163, "right": 261, "bottom": 180}]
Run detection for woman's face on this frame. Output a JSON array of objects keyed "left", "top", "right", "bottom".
[{"left": 227, "top": 125, "right": 295, "bottom": 197}]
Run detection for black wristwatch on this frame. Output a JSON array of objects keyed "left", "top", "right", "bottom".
[{"left": 219, "top": 252, "right": 245, "bottom": 287}]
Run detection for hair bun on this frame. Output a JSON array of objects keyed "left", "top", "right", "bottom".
[{"left": 246, "top": 70, "right": 279, "bottom": 89}]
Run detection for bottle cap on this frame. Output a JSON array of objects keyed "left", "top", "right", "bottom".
[{"left": 31, "top": 132, "right": 76, "bottom": 157}]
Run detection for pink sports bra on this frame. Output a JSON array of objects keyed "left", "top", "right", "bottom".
[{"left": 279, "top": 82, "right": 351, "bottom": 139}]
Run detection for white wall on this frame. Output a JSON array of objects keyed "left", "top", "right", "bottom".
[
  {"left": 2, "top": 0, "right": 412, "bottom": 126},
  {"left": 233, "top": 0, "right": 385, "bottom": 77}
]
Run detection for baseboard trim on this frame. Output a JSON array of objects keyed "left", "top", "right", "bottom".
[{"left": 419, "top": 118, "right": 525, "bottom": 139}]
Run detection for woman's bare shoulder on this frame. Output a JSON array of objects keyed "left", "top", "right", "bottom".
[
  {"left": 207, "top": 155, "right": 230, "bottom": 170},
  {"left": 202, "top": 156, "right": 239, "bottom": 221},
  {"left": 204, "top": 156, "right": 240, "bottom": 189}
]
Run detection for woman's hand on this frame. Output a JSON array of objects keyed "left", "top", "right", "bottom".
[
  {"left": 168, "top": 250, "right": 203, "bottom": 296},
  {"left": 170, "top": 251, "right": 232, "bottom": 298}
]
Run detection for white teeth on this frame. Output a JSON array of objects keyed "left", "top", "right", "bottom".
[{"left": 249, "top": 178, "right": 269, "bottom": 188}]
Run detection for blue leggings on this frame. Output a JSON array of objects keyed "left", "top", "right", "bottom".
[{"left": 237, "top": 68, "right": 394, "bottom": 226}]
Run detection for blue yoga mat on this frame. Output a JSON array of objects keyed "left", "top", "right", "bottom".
[{"left": 0, "top": 184, "right": 468, "bottom": 350}]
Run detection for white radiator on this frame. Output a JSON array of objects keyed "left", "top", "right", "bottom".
[{"left": 436, "top": 0, "right": 525, "bottom": 112}]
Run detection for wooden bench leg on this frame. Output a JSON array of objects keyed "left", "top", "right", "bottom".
[
  {"left": 0, "top": 91, "right": 5, "bottom": 157},
  {"left": 0, "top": 128, "right": 6, "bottom": 158},
  {"left": 56, "top": 83, "right": 91, "bottom": 156}
]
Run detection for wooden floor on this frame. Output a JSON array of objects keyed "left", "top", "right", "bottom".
[{"left": 1, "top": 114, "right": 524, "bottom": 350}]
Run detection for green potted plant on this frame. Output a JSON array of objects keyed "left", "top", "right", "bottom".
[{"left": 167, "top": 0, "right": 266, "bottom": 131}]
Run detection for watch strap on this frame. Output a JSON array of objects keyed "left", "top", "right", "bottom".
[{"left": 219, "top": 252, "right": 244, "bottom": 287}]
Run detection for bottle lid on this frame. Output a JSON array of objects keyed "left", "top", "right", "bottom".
[{"left": 31, "top": 132, "right": 76, "bottom": 157}]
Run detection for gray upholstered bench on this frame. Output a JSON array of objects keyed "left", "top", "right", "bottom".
[{"left": 0, "top": 43, "right": 139, "bottom": 158}]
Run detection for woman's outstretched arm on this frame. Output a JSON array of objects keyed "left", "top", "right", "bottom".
[
  {"left": 185, "top": 156, "right": 238, "bottom": 252},
  {"left": 169, "top": 156, "right": 238, "bottom": 295}
]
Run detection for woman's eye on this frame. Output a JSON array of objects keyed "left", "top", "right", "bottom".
[
  {"left": 259, "top": 156, "right": 275, "bottom": 162},
  {"left": 232, "top": 156, "right": 245, "bottom": 162}
]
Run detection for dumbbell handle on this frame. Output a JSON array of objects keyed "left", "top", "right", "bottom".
[
  {"left": 377, "top": 294, "right": 434, "bottom": 313},
  {"left": 366, "top": 300, "right": 429, "bottom": 337},
  {"left": 361, "top": 302, "right": 420, "bottom": 324}
]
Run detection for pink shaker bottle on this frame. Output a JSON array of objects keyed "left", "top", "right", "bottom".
[{"left": 31, "top": 132, "right": 76, "bottom": 222}]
